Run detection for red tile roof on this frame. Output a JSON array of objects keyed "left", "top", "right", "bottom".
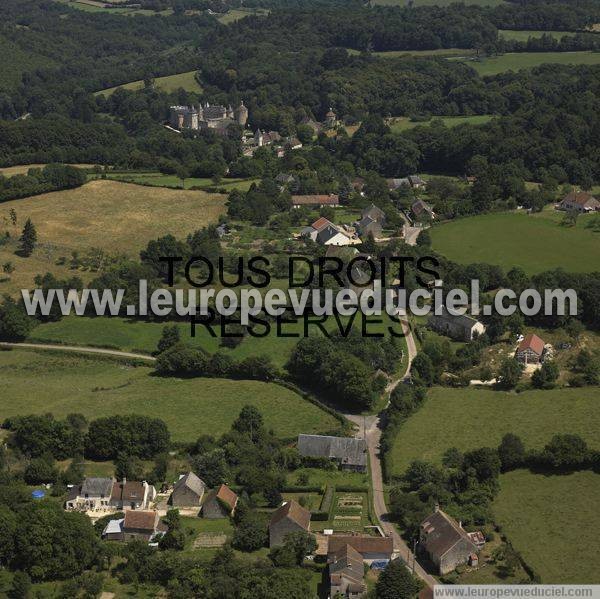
[
  {"left": 215, "top": 484, "right": 238, "bottom": 511},
  {"left": 327, "top": 534, "right": 393, "bottom": 556},
  {"left": 517, "top": 333, "right": 545, "bottom": 356},
  {"left": 292, "top": 194, "right": 339, "bottom": 206},
  {"left": 562, "top": 191, "right": 598, "bottom": 207},
  {"left": 311, "top": 216, "right": 333, "bottom": 231}
]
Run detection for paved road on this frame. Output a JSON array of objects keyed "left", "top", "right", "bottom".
[
  {"left": 344, "top": 318, "right": 437, "bottom": 589},
  {"left": 0, "top": 341, "right": 156, "bottom": 361}
]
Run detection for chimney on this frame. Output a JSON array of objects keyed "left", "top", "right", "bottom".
[
  {"left": 434, "top": 502, "right": 440, "bottom": 513},
  {"left": 459, "top": 520, "right": 463, "bottom": 529}
]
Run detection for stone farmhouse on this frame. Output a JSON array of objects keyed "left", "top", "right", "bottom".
[
  {"left": 66, "top": 477, "right": 156, "bottom": 511},
  {"left": 201, "top": 484, "right": 238, "bottom": 519},
  {"left": 355, "top": 204, "right": 385, "bottom": 239},
  {"left": 428, "top": 307, "right": 486, "bottom": 341},
  {"left": 292, "top": 194, "right": 340, "bottom": 208},
  {"left": 169, "top": 471, "right": 207, "bottom": 507},
  {"left": 558, "top": 191, "right": 599, "bottom": 213},
  {"left": 301, "top": 216, "right": 355, "bottom": 246},
  {"left": 411, "top": 198, "right": 435, "bottom": 220},
  {"left": 328, "top": 543, "right": 367, "bottom": 598},
  {"left": 515, "top": 333, "right": 546, "bottom": 364},
  {"left": 387, "top": 175, "right": 427, "bottom": 191},
  {"left": 297, "top": 434, "right": 367, "bottom": 473},
  {"left": 419, "top": 507, "right": 480, "bottom": 575},
  {"left": 169, "top": 101, "right": 248, "bottom": 133},
  {"left": 102, "top": 509, "right": 167, "bottom": 543},
  {"left": 268, "top": 500, "right": 311, "bottom": 547}
]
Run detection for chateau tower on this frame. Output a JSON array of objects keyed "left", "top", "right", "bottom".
[{"left": 235, "top": 101, "right": 249, "bottom": 127}]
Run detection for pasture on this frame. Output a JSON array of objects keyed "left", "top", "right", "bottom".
[
  {"left": 96, "top": 70, "right": 202, "bottom": 96},
  {"left": 217, "top": 8, "right": 269, "bottom": 24},
  {"left": 0, "top": 180, "right": 226, "bottom": 295},
  {"left": 458, "top": 51, "right": 600, "bottom": 76},
  {"left": 103, "top": 171, "right": 258, "bottom": 191},
  {"left": 389, "top": 386, "right": 600, "bottom": 476},
  {"left": 494, "top": 470, "right": 600, "bottom": 583},
  {"left": 0, "top": 163, "right": 98, "bottom": 176},
  {"left": 0, "top": 348, "right": 340, "bottom": 441},
  {"left": 430, "top": 210, "right": 600, "bottom": 274},
  {"left": 54, "top": 0, "right": 172, "bottom": 16},
  {"left": 498, "top": 30, "right": 580, "bottom": 42}
]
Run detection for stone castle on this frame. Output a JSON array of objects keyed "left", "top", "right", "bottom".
[{"left": 169, "top": 101, "right": 248, "bottom": 132}]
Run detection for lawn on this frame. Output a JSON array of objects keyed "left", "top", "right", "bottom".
[
  {"left": 494, "top": 469, "right": 600, "bottom": 583},
  {"left": 458, "top": 51, "right": 600, "bottom": 76},
  {"left": 388, "top": 115, "right": 493, "bottom": 133},
  {"left": 498, "top": 30, "right": 581, "bottom": 42},
  {"left": 0, "top": 180, "right": 226, "bottom": 296},
  {"left": 103, "top": 171, "right": 258, "bottom": 191},
  {"left": 430, "top": 210, "right": 600, "bottom": 274},
  {"left": 96, "top": 70, "right": 202, "bottom": 96},
  {"left": 0, "top": 349, "right": 340, "bottom": 441},
  {"left": 390, "top": 386, "right": 600, "bottom": 476}
]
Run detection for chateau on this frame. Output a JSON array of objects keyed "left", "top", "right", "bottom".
[{"left": 169, "top": 101, "right": 248, "bottom": 132}]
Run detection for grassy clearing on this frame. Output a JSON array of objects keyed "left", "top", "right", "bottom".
[
  {"left": 430, "top": 209, "right": 600, "bottom": 274},
  {"left": 348, "top": 48, "right": 477, "bottom": 58},
  {"left": 372, "top": 0, "right": 507, "bottom": 5},
  {"left": 55, "top": 0, "right": 172, "bottom": 16},
  {"left": 494, "top": 470, "right": 600, "bottom": 583},
  {"left": 390, "top": 386, "right": 600, "bottom": 476},
  {"left": 0, "top": 180, "right": 226, "bottom": 295},
  {"left": 96, "top": 70, "right": 202, "bottom": 96},
  {"left": 387, "top": 115, "right": 493, "bottom": 133},
  {"left": 217, "top": 7, "right": 269, "bottom": 24},
  {"left": 0, "top": 36, "right": 56, "bottom": 91},
  {"left": 458, "top": 51, "right": 600, "bottom": 76},
  {"left": 102, "top": 171, "right": 258, "bottom": 191},
  {"left": 498, "top": 30, "right": 581, "bottom": 42},
  {"left": 0, "top": 349, "right": 340, "bottom": 441},
  {"left": 0, "top": 163, "right": 98, "bottom": 176}
]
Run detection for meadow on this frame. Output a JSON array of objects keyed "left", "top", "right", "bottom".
[
  {"left": 389, "top": 386, "right": 600, "bottom": 476},
  {"left": 0, "top": 163, "right": 98, "bottom": 177},
  {"left": 217, "top": 8, "right": 269, "bottom": 24},
  {"left": 458, "top": 51, "right": 600, "bottom": 76},
  {"left": 102, "top": 171, "right": 258, "bottom": 191},
  {"left": 348, "top": 48, "right": 477, "bottom": 58},
  {"left": 54, "top": 0, "right": 172, "bottom": 16},
  {"left": 430, "top": 209, "right": 600, "bottom": 274},
  {"left": 494, "top": 469, "right": 600, "bottom": 583},
  {"left": 498, "top": 30, "right": 581, "bottom": 42},
  {"left": 96, "top": 70, "right": 202, "bottom": 96},
  {"left": 387, "top": 115, "right": 493, "bottom": 133},
  {"left": 0, "top": 180, "right": 226, "bottom": 296},
  {"left": 372, "top": 0, "right": 506, "bottom": 5},
  {"left": 0, "top": 348, "right": 340, "bottom": 441}
]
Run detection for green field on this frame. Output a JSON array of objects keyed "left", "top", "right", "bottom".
[
  {"left": 430, "top": 210, "right": 600, "bottom": 274},
  {"left": 388, "top": 115, "right": 493, "bottom": 132},
  {"left": 372, "top": 0, "right": 506, "bottom": 5},
  {"left": 348, "top": 48, "right": 477, "bottom": 58},
  {"left": 0, "top": 349, "right": 340, "bottom": 441},
  {"left": 217, "top": 7, "right": 269, "bottom": 24},
  {"left": 0, "top": 35, "right": 56, "bottom": 91},
  {"left": 102, "top": 171, "right": 258, "bottom": 191},
  {"left": 390, "top": 386, "right": 600, "bottom": 476},
  {"left": 498, "top": 30, "right": 581, "bottom": 42},
  {"left": 494, "top": 470, "right": 600, "bottom": 583},
  {"left": 96, "top": 70, "right": 202, "bottom": 96},
  {"left": 459, "top": 51, "right": 600, "bottom": 76},
  {"left": 55, "top": 0, "right": 172, "bottom": 16}
]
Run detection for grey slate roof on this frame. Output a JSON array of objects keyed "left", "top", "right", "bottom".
[
  {"left": 297, "top": 434, "right": 367, "bottom": 468},
  {"left": 81, "top": 477, "right": 114, "bottom": 497},
  {"left": 421, "top": 509, "right": 477, "bottom": 559},
  {"left": 173, "top": 472, "right": 206, "bottom": 497},
  {"left": 429, "top": 307, "right": 481, "bottom": 333}
]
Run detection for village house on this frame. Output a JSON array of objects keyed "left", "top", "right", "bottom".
[
  {"left": 301, "top": 217, "right": 355, "bottom": 246},
  {"left": 355, "top": 203, "right": 386, "bottom": 239},
  {"left": 411, "top": 198, "right": 435, "bottom": 220},
  {"left": 428, "top": 308, "right": 486, "bottom": 341},
  {"left": 169, "top": 471, "right": 207, "bottom": 507},
  {"left": 387, "top": 175, "right": 426, "bottom": 191},
  {"left": 110, "top": 478, "right": 156, "bottom": 510},
  {"left": 66, "top": 477, "right": 114, "bottom": 511},
  {"left": 102, "top": 510, "right": 167, "bottom": 543},
  {"left": 268, "top": 500, "right": 311, "bottom": 547},
  {"left": 201, "top": 484, "right": 238, "bottom": 519},
  {"left": 327, "top": 534, "right": 394, "bottom": 564},
  {"left": 419, "top": 507, "right": 479, "bottom": 575},
  {"left": 292, "top": 194, "right": 340, "bottom": 209},
  {"left": 297, "top": 434, "right": 367, "bottom": 473},
  {"left": 515, "top": 333, "right": 546, "bottom": 364},
  {"left": 558, "top": 191, "right": 600, "bottom": 213},
  {"left": 328, "top": 543, "right": 367, "bottom": 599}
]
